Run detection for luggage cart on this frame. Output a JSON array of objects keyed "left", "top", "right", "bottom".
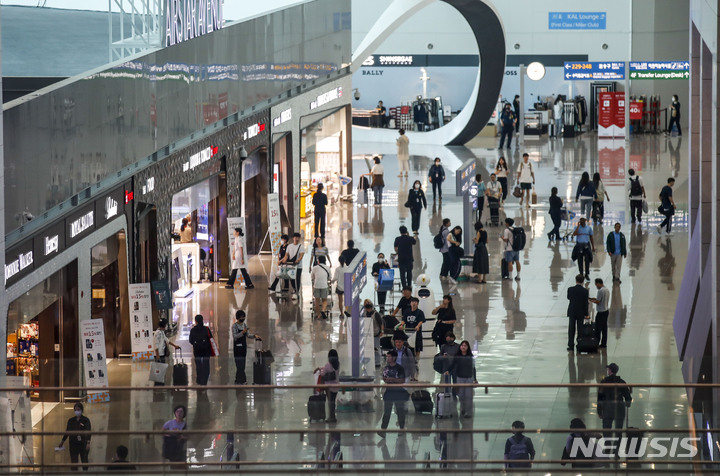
[
  {"left": 560, "top": 207, "right": 578, "bottom": 241},
  {"left": 376, "top": 268, "right": 395, "bottom": 312}
]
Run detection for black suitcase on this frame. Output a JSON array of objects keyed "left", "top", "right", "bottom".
[
  {"left": 308, "top": 394, "right": 326, "bottom": 422},
  {"left": 172, "top": 349, "right": 188, "bottom": 386},
  {"left": 501, "top": 258, "right": 509, "bottom": 279},
  {"left": 489, "top": 199, "right": 500, "bottom": 226},
  {"left": 253, "top": 361, "right": 271, "bottom": 385},
  {"left": 576, "top": 320, "right": 598, "bottom": 353},
  {"left": 411, "top": 390, "right": 433, "bottom": 414}
]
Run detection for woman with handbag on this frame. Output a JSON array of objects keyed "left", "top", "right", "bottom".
[
  {"left": 406, "top": 180, "right": 427, "bottom": 234},
  {"left": 268, "top": 234, "right": 290, "bottom": 293},
  {"left": 361, "top": 156, "right": 385, "bottom": 206},
  {"left": 153, "top": 318, "right": 180, "bottom": 386},
  {"left": 162, "top": 405, "right": 187, "bottom": 468},
  {"left": 495, "top": 157, "right": 510, "bottom": 207},
  {"left": 188, "top": 314, "right": 214, "bottom": 386},
  {"left": 313, "top": 349, "right": 341, "bottom": 423}
]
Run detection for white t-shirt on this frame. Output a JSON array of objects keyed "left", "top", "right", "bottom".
[
  {"left": 311, "top": 264, "right": 331, "bottom": 289},
  {"left": 487, "top": 180, "right": 502, "bottom": 198},
  {"left": 517, "top": 161, "right": 533, "bottom": 183},
  {"left": 627, "top": 175, "right": 645, "bottom": 200},
  {"left": 502, "top": 227, "right": 514, "bottom": 252},
  {"left": 286, "top": 242, "right": 305, "bottom": 267},
  {"left": 371, "top": 164, "right": 384, "bottom": 175},
  {"left": 333, "top": 265, "right": 347, "bottom": 292}
]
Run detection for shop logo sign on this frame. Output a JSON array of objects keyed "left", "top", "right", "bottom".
[
  {"left": 272, "top": 109, "right": 292, "bottom": 127},
  {"left": 362, "top": 56, "right": 375, "bottom": 66},
  {"left": 165, "top": 0, "right": 223, "bottom": 47},
  {"left": 310, "top": 87, "right": 343, "bottom": 110},
  {"left": 243, "top": 123, "right": 266, "bottom": 140},
  {"left": 70, "top": 211, "right": 95, "bottom": 238},
  {"left": 183, "top": 146, "right": 218, "bottom": 172},
  {"left": 105, "top": 196, "right": 119, "bottom": 220},
  {"left": 5, "top": 251, "right": 33, "bottom": 281},
  {"left": 44, "top": 235, "right": 59, "bottom": 256}
]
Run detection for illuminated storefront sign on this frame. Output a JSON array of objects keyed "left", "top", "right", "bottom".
[
  {"left": 272, "top": 108, "right": 292, "bottom": 127},
  {"left": 70, "top": 211, "right": 95, "bottom": 239},
  {"left": 5, "top": 250, "right": 33, "bottom": 282},
  {"left": 310, "top": 87, "right": 343, "bottom": 110},
  {"left": 165, "top": 0, "right": 223, "bottom": 47},
  {"left": 183, "top": 146, "right": 218, "bottom": 172},
  {"left": 243, "top": 123, "right": 266, "bottom": 140}
]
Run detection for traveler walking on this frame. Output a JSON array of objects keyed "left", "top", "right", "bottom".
[
  {"left": 597, "top": 363, "right": 632, "bottom": 429},
  {"left": 154, "top": 318, "right": 180, "bottom": 386},
  {"left": 504, "top": 420, "right": 535, "bottom": 468},
  {"left": 448, "top": 340, "right": 476, "bottom": 418},
  {"left": 310, "top": 236, "right": 332, "bottom": 268},
  {"left": 286, "top": 232, "right": 306, "bottom": 295},
  {"left": 232, "top": 310, "right": 258, "bottom": 384},
  {"left": 589, "top": 279, "right": 610, "bottom": 348},
  {"left": 400, "top": 297, "right": 426, "bottom": 360},
  {"left": 378, "top": 350, "right": 410, "bottom": 438},
  {"left": 498, "top": 103, "right": 517, "bottom": 149},
  {"left": 472, "top": 221, "right": 489, "bottom": 283},
  {"left": 339, "top": 240, "right": 359, "bottom": 265},
  {"left": 668, "top": 94, "right": 682, "bottom": 136},
  {"left": 428, "top": 157, "right": 446, "bottom": 201},
  {"left": 516, "top": 153, "right": 535, "bottom": 207},
  {"left": 312, "top": 183, "right": 328, "bottom": 238},
  {"left": 474, "top": 174, "right": 486, "bottom": 222},
  {"left": 575, "top": 172, "right": 596, "bottom": 220},
  {"left": 332, "top": 257, "right": 349, "bottom": 316},
  {"left": 431, "top": 295, "right": 456, "bottom": 349},
  {"left": 495, "top": 157, "right": 509, "bottom": 205},
  {"left": 513, "top": 95, "right": 521, "bottom": 132},
  {"left": 437, "top": 218, "right": 452, "bottom": 280},
  {"left": 314, "top": 349, "right": 341, "bottom": 423},
  {"left": 226, "top": 227, "right": 254, "bottom": 289},
  {"left": 392, "top": 334, "right": 417, "bottom": 381},
  {"left": 553, "top": 96, "right": 564, "bottom": 138},
  {"left": 591, "top": 173, "right": 610, "bottom": 223},
  {"left": 311, "top": 256, "right": 332, "bottom": 319},
  {"left": 657, "top": 178, "right": 676, "bottom": 234},
  {"left": 268, "top": 234, "right": 291, "bottom": 292},
  {"left": 371, "top": 253, "right": 390, "bottom": 312},
  {"left": 394, "top": 226, "right": 417, "bottom": 289},
  {"left": 370, "top": 157, "right": 385, "bottom": 205},
  {"left": 396, "top": 129, "right": 410, "bottom": 177},
  {"left": 486, "top": 174, "right": 502, "bottom": 225},
  {"left": 501, "top": 218, "right": 521, "bottom": 281},
  {"left": 572, "top": 217, "right": 594, "bottom": 281},
  {"left": 627, "top": 169, "right": 646, "bottom": 224},
  {"left": 406, "top": 180, "right": 427, "bottom": 233},
  {"left": 188, "top": 314, "right": 213, "bottom": 385},
  {"left": 548, "top": 187, "right": 563, "bottom": 241},
  {"left": 605, "top": 223, "right": 626, "bottom": 283},
  {"left": 566, "top": 274, "right": 589, "bottom": 352}
]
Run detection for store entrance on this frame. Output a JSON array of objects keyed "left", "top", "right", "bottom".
[
  {"left": 273, "top": 134, "right": 293, "bottom": 231},
  {"left": 243, "top": 147, "right": 269, "bottom": 254},
  {"left": 171, "top": 174, "right": 227, "bottom": 297}
]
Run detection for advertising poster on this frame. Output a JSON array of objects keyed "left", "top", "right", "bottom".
[
  {"left": 227, "top": 217, "right": 246, "bottom": 287},
  {"left": 267, "top": 193, "right": 282, "bottom": 278},
  {"left": 128, "top": 283, "right": 154, "bottom": 361},
  {"left": 80, "top": 319, "right": 110, "bottom": 402},
  {"left": 598, "top": 92, "right": 614, "bottom": 137}
]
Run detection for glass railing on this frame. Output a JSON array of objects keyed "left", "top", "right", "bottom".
[{"left": 0, "top": 382, "right": 716, "bottom": 474}]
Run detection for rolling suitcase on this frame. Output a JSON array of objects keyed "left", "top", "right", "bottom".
[
  {"left": 308, "top": 394, "right": 326, "bottom": 422},
  {"left": 435, "top": 375, "right": 453, "bottom": 419},
  {"left": 501, "top": 258, "right": 509, "bottom": 279},
  {"left": 253, "top": 339, "right": 272, "bottom": 384},
  {"left": 172, "top": 349, "right": 188, "bottom": 386},
  {"left": 411, "top": 390, "right": 433, "bottom": 414},
  {"left": 576, "top": 319, "right": 598, "bottom": 353}
]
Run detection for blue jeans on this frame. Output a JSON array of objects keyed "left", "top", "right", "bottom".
[
  {"left": 555, "top": 118, "right": 563, "bottom": 137},
  {"left": 580, "top": 198, "right": 592, "bottom": 219},
  {"left": 373, "top": 186, "right": 383, "bottom": 204}
]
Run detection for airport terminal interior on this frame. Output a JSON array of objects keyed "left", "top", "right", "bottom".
[{"left": 0, "top": 0, "right": 714, "bottom": 473}]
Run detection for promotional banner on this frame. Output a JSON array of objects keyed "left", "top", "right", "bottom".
[
  {"left": 0, "top": 377, "right": 34, "bottom": 469},
  {"left": 80, "top": 319, "right": 110, "bottom": 402},
  {"left": 267, "top": 193, "right": 282, "bottom": 277},
  {"left": 598, "top": 92, "right": 626, "bottom": 138},
  {"left": 128, "top": 283, "right": 154, "bottom": 361},
  {"left": 227, "top": 217, "right": 246, "bottom": 287}
]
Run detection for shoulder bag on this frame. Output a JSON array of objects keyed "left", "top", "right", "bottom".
[{"left": 208, "top": 328, "right": 219, "bottom": 357}]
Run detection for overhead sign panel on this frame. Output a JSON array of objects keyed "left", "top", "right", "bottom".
[
  {"left": 549, "top": 12, "right": 606, "bottom": 30},
  {"left": 564, "top": 62, "right": 625, "bottom": 80},
  {"left": 629, "top": 61, "right": 689, "bottom": 80}
]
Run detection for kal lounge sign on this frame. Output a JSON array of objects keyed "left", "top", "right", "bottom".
[{"left": 165, "top": 0, "right": 223, "bottom": 47}]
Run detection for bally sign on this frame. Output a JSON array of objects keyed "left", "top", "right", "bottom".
[{"left": 165, "top": 0, "right": 223, "bottom": 47}]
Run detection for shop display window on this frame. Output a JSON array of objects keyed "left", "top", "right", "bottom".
[{"left": 6, "top": 322, "right": 40, "bottom": 396}]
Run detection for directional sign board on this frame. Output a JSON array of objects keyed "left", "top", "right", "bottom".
[
  {"left": 629, "top": 61, "right": 689, "bottom": 80},
  {"left": 564, "top": 62, "right": 625, "bottom": 80},
  {"left": 549, "top": 12, "right": 606, "bottom": 30}
]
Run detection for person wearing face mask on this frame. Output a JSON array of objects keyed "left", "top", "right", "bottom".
[
  {"left": 58, "top": 403, "right": 92, "bottom": 471},
  {"left": 486, "top": 174, "right": 502, "bottom": 226},
  {"left": 405, "top": 180, "right": 427, "bottom": 234},
  {"left": 268, "top": 234, "right": 291, "bottom": 293},
  {"left": 427, "top": 157, "right": 446, "bottom": 201},
  {"left": 232, "top": 310, "right": 259, "bottom": 385},
  {"left": 371, "top": 253, "right": 391, "bottom": 313},
  {"left": 498, "top": 102, "right": 517, "bottom": 149}
]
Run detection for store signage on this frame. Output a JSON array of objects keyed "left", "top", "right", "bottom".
[
  {"left": 310, "top": 87, "right": 343, "bottom": 110},
  {"left": 629, "top": 62, "right": 689, "bottom": 80},
  {"left": 5, "top": 250, "right": 33, "bottom": 282},
  {"left": 165, "top": 0, "right": 223, "bottom": 48},
  {"left": 630, "top": 101, "right": 643, "bottom": 120},
  {"left": 379, "top": 55, "right": 414, "bottom": 66},
  {"left": 272, "top": 108, "right": 292, "bottom": 127},
  {"left": 344, "top": 252, "right": 367, "bottom": 306},
  {"left": 104, "top": 197, "right": 118, "bottom": 220},
  {"left": 44, "top": 235, "right": 59, "bottom": 256},
  {"left": 361, "top": 70, "right": 384, "bottom": 76},
  {"left": 69, "top": 211, "right": 95, "bottom": 239},
  {"left": 242, "top": 122, "right": 266, "bottom": 140},
  {"left": 564, "top": 62, "right": 625, "bottom": 80},
  {"left": 142, "top": 177, "right": 155, "bottom": 195},
  {"left": 183, "top": 146, "right": 218, "bottom": 172},
  {"left": 549, "top": 12, "right": 606, "bottom": 30},
  {"left": 125, "top": 190, "right": 134, "bottom": 204},
  {"left": 455, "top": 159, "right": 476, "bottom": 196},
  {"left": 599, "top": 91, "right": 626, "bottom": 138}
]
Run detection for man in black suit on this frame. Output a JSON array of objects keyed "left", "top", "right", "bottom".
[{"left": 566, "top": 274, "right": 589, "bottom": 351}]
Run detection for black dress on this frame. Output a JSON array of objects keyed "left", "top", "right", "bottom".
[{"left": 472, "top": 230, "right": 489, "bottom": 274}]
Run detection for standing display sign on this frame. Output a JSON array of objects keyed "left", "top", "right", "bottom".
[
  {"left": 80, "top": 319, "right": 110, "bottom": 402},
  {"left": 226, "top": 217, "right": 246, "bottom": 287},
  {"left": 267, "top": 194, "right": 282, "bottom": 277},
  {"left": 344, "top": 252, "right": 369, "bottom": 377},
  {"left": 598, "top": 92, "right": 626, "bottom": 138},
  {"left": 456, "top": 159, "right": 477, "bottom": 255},
  {"left": 629, "top": 101, "right": 643, "bottom": 120},
  {"left": 128, "top": 283, "right": 154, "bottom": 361}
]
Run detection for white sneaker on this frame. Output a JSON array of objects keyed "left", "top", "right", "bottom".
[
  {"left": 448, "top": 277, "right": 457, "bottom": 285},
  {"left": 656, "top": 225, "right": 662, "bottom": 233}
]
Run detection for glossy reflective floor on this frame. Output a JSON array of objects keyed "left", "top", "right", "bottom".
[{"left": 30, "top": 131, "right": 691, "bottom": 472}]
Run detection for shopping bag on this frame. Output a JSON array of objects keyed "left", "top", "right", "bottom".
[
  {"left": 277, "top": 265, "right": 297, "bottom": 280},
  {"left": 149, "top": 361, "right": 169, "bottom": 383},
  {"left": 512, "top": 185, "right": 522, "bottom": 198},
  {"left": 642, "top": 199, "right": 648, "bottom": 214},
  {"left": 208, "top": 329, "right": 220, "bottom": 357}
]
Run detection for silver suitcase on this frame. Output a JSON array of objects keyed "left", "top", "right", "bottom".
[{"left": 435, "top": 375, "right": 453, "bottom": 418}]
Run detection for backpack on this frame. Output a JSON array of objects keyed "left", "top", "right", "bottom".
[
  {"left": 433, "top": 228, "right": 446, "bottom": 249},
  {"left": 506, "top": 436, "right": 531, "bottom": 468},
  {"left": 433, "top": 353, "right": 444, "bottom": 373},
  {"left": 629, "top": 176, "right": 642, "bottom": 196},
  {"left": 511, "top": 227, "right": 526, "bottom": 251}
]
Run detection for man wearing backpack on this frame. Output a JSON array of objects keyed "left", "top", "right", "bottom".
[
  {"left": 504, "top": 420, "right": 535, "bottom": 469},
  {"left": 436, "top": 218, "right": 452, "bottom": 280},
  {"left": 501, "top": 218, "right": 523, "bottom": 281},
  {"left": 627, "top": 168, "right": 646, "bottom": 224}
]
